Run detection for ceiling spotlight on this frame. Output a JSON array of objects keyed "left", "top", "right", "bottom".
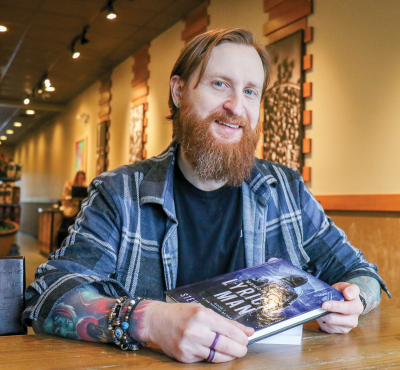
[
  {"left": 44, "top": 79, "right": 51, "bottom": 87},
  {"left": 0, "top": 25, "right": 7, "bottom": 32},
  {"left": 26, "top": 110, "right": 35, "bottom": 115},
  {"left": 38, "top": 89, "right": 43, "bottom": 94},
  {"left": 102, "top": 0, "right": 117, "bottom": 19},
  {"left": 45, "top": 86, "right": 55, "bottom": 92},
  {"left": 6, "top": 130, "right": 14, "bottom": 135},
  {"left": 14, "top": 122, "right": 22, "bottom": 127},
  {"left": 24, "top": 97, "right": 30, "bottom": 105},
  {"left": 73, "top": 51, "right": 80, "bottom": 59},
  {"left": 0, "top": 136, "right": 7, "bottom": 141}
]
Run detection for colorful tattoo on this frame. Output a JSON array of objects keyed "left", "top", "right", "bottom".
[
  {"left": 42, "top": 288, "right": 117, "bottom": 342},
  {"left": 348, "top": 276, "right": 382, "bottom": 315}
]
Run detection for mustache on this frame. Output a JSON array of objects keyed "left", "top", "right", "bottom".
[{"left": 207, "top": 111, "right": 251, "bottom": 130}]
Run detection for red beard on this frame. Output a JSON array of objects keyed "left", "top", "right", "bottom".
[{"left": 174, "top": 100, "right": 261, "bottom": 186}]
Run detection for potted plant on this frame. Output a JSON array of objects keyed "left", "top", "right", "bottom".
[{"left": 0, "top": 220, "right": 19, "bottom": 256}]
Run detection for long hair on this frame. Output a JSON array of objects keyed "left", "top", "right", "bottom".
[
  {"left": 73, "top": 171, "right": 86, "bottom": 185},
  {"left": 167, "top": 28, "right": 270, "bottom": 136}
]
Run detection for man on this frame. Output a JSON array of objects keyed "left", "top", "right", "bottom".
[{"left": 23, "top": 29, "right": 389, "bottom": 364}]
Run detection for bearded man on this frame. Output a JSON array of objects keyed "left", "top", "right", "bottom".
[{"left": 24, "top": 29, "right": 388, "bottom": 364}]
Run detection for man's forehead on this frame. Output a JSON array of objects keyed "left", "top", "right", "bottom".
[{"left": 202, "top": 43, "right": 264, "bottom": 88}]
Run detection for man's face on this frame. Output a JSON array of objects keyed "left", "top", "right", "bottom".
[
  {"left": 174, "top": 43, "right": 265, "bottom": 186},
  {"left": 184, "top": 42, "right": 264, "bottom": 140}
]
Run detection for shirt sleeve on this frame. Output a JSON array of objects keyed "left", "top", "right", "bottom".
[
  {"left": 298, "top": 178, "right": 391, "bottom": 298},
  {"left": 22, "top": 176, "right": 130, "bottom": 328}
]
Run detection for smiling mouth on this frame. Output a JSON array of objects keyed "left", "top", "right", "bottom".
[{"left": 215, "top": 120, "right": 241, "bottom": 129}]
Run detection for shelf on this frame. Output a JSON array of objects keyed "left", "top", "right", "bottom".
[{"left": 0, "top": 177, "right": 21, "bottom": 182}]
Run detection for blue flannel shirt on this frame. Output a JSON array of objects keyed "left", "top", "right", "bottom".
[{"left": 22, "top": 141, "right": 389, "bottom": 327}]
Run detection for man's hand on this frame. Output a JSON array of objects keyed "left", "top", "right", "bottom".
[
  {"left": 131, "top": 300, "right": 254, "bottom": 363},
  {"left": 317, "top": 282, "right": 364, "bottom": 334}
]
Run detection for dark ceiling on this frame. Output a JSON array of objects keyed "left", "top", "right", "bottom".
[{"left": 0, "top": 0, "right": 202, "bottom": 145}]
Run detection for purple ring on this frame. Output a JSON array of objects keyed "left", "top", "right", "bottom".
[
  {"left": 210, "top": 332, "right": 220, "bottom": 350},
  {"left": 206, "top": 348, "right": 216, "bottom": 363}
]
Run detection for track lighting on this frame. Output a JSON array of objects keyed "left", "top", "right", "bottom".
[
  {"left": 24, "top": 96, "right": 30, "bottom": 105},
  {"left": 102, "top": 0, "right": 117, "bottom": 19},
  {"left": 0, "top": 25, "right": 7, "bottom": 32},
  {"left": 69, "top": 25, "right": 90, "bottom": 59},
  {"left": 14, "top": 122, "right": 22, "bottom": 127},
  {"left": 6, "top": 130, "right": 14, "bottom": 135},
  {"left": 26, "top": 110, "right": 35, "bottom": 115}
]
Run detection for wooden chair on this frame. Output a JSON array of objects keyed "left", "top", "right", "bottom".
[{"left": 0, "top": 257, "right": 27, "bottom": 335}]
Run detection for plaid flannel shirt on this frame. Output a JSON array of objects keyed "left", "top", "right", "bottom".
[{"left": 22, "top": 141, "right": 389, "bottom": 327}]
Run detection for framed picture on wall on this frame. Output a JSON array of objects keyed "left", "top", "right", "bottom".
[
  {"left": 129, "top": 104, "right": 144, "bottom": 164},
  {"left": 263, "top": 30, "right": 304, "bottom": 172},
  {"left": 75, "top": 136, "right": 88, "bottom": 173}
]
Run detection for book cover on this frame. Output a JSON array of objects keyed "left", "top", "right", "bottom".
[{"left": 166, "top": 259, "right": 344, "bottom": 344}]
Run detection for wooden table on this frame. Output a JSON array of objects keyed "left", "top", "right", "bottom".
[{"left": 1, "top": 307, "right": 399, "bottom": 369}]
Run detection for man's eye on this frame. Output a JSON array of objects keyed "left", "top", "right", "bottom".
[
  {"left": 244, "top": 89, "right": 255, "bottom": 96},
  {"left": 214, "top": 81, "right": 223, "bottom": 87}
]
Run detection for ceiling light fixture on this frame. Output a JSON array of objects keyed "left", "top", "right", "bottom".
[
  {"left": 45, "top": 86, "right": 55, "bottom": 92},
  {"left": 0, "top": 136, "right": 7, "bottom": 141},
  {"left": 14, "top": 122, "right": 22, "bottom": 127},
  {"left": 6, "top": 130, "right": 14, "bottom": 135},
  {"left": 44, "top": 79, "right": 51, "bottom": 88},
  {"left": 26, "top": 110, "right": 35, "bottom": 115},
  {"left": 69, "top": 25, "right": 90, "bottom": 59},
  {"left": 0, "top": 25, "right": 7, "bottom": 32},
  {"left": 24, "top": 97, "right": 30, "bottom": 105},
  {"left": 101, "top": 0, "right": 117, "bottom": 19}
]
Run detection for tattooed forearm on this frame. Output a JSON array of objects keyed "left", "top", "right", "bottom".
[
  {"left": 39, "top": 288, "right": 117, "bottom": 342},
  {"left": 348, "top": 276, "right": 382, "bottom": 315}
]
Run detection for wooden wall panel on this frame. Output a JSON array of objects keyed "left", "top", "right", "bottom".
[
  {"left": 316, "top": 195, "right": 400, "bottom": 212},
  {"left": 264, "top": 0, "right": 287, "bottom": 13},
  {"left": 264, "top": 0, "right": 313, "bottom": 182},
  {"left": 264, "top": 0, "right": 313, "bottom": 36},
  {"left": 266, "top": 18, "right": 307, "bottom": 43},
  {"left": 131, "top": 44, "right": 150, "bottom": 159},
  {"left": 182, "top": 1, "right": 209, "bottom": 44},
  {"left": 327, "top": 210, "right": 400, "bottom": 308}
]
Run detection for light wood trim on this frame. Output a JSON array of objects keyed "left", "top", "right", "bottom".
[
  {"left": 264, "top": 0, "right": 313, "bottom": 36},
  {"left": 302, "top": 138, "right": 311, "bottom": 153},
  {"left": 99, "top": 80, "right": 112, "bottom": 94},
  {"left": 303, "top": 110, "right": 312, "bottom": 125},
  {"left": 132, "top": 69, "right": 150, "bottom": 88},
  {"left": 99, "top": 91, "right": 111, "bottom": 106},
  {"left": 264, "top": 0, "right": 287, "bottom": 13},
  {"left": 269, "top": 0, "right": 309, "bottom": 21},
  {"left": 315, "top": 194, "right": 400, "bottom": 212},
  {"left": 142, "top": 148, "right": 147, "bottom": 159},
  {"left": 142, "top": 133, "right": 147, "bottom": 143},
  {"left": 182, "top": 16, "right": 209, "bottom": 42},
  {"left": 304, "top": 26, "right": 313, "bottom": 42},
  {"left": 98, "top": 105, "right": 110, "bottom": 119},
  {"left": 266, "top": 17, "right": 307, "bottom": 43},
  {"left": 131, "top": 81, "right": 149, "bottom": 102},
  {"left": 303, "top": 82, "right": 312, "bottom": 98},
  {"left": 302, "top": 166, "right": 311, "bottom": 182},
  {"left": 303, "top": 54, "right": 312, "bottom": 70}
]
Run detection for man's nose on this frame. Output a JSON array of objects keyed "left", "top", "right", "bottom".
[{"left": 222, "top": 91, "right": 245, "bottom": 117}]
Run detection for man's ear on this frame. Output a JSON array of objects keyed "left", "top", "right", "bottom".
[{"left": 170, "top": 75, "right": 184, "bottom": 107}]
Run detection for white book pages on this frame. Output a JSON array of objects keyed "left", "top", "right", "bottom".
[{"left": 256, "top": 324, "right": 302, "bottom": 345}]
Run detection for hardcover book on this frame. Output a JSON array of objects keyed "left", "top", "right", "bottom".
[{"left": 166, "top": 259, "right": 344, "bottom": 344}]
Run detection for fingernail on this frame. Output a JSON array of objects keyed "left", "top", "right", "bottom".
[{"left": 322, "top": 303, "right": 331, "bottom": 310}]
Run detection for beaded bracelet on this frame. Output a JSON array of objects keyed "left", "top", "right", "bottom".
[{"left": 108, "top": 296, "right": 145, "bottom": 351}]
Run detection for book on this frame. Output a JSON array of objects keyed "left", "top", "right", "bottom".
[
  {"left": 165, "top": 258, "right": 344, "bottom": 344},
  {"left": 257, "top": 325, "right": 302, "bottom": 345}
]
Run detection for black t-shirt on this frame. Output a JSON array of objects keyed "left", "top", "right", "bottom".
[{"left": 174, "top": 160, "right": 245, "bottom": 287}]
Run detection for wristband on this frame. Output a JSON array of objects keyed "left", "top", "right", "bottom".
[{"left": 359, "top": 294, "right": 367, "bottom": 314}]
